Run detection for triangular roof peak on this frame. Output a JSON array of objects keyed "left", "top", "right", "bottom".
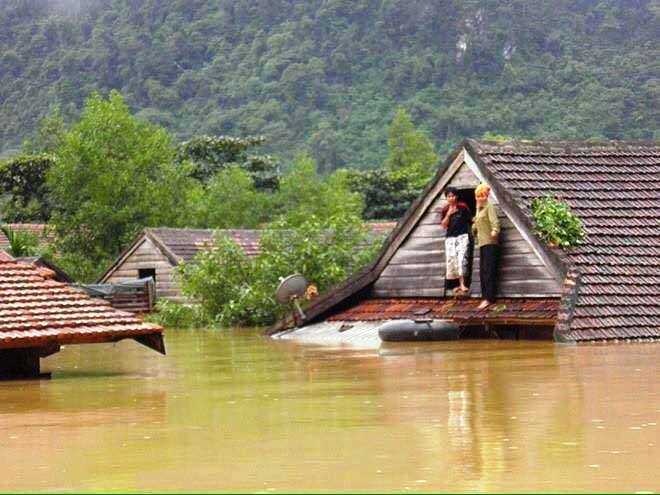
[{"left": 274, "top": 139, "right": 660, "bottom": 342}]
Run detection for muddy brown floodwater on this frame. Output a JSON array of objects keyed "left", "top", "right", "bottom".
[{"left": 0, "top": 329, "right": 658, "bottom": 492}]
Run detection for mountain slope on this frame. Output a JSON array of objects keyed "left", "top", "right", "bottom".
[{"left": 1, "top": 0, "right": 657, "bottom": 169}]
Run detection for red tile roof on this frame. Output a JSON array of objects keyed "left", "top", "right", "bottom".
[
  {"left": 0, "top": 224, "right": 55, "bottom": 249},
  {"left": 0, "top": 255, "right": 162, "bottom": 351},
  {"left": 468, "top": 140, "right": 660, "bottom": 340},
  {"left": 328, "top": 298, "right": 559, "bottom": 326}
]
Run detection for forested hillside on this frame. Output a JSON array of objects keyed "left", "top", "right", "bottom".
[{"left": 1, "top": 0, "right": 657, "bottom": 169}]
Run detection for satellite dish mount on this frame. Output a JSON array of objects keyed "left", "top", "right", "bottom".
[{"left": 275, "top": 274, "right": 310, "bottom": 326}]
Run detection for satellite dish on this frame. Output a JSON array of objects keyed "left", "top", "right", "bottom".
[
  {"left": 275, "top": 274, "right": 310, "bottom": 324},
  {"left": 275, "top": 274, "right": 309, "bottom": 303}
]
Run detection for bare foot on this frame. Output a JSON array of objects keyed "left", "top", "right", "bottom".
[{"left": 477, "top": 300, "right": 491, "bottom": 310}]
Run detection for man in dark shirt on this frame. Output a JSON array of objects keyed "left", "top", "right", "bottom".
[{"left": 440, "top": 187, "right": 472, "bottom": 294}]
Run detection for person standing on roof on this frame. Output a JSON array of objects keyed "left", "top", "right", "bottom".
[
  {"left": 441, "top": 187, "right": 472, "bottom": 296},
  {"left": 472, "top": 183, "right": 501, "bottom": 309}
]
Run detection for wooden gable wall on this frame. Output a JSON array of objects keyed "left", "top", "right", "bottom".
[
  {"left": 372, "top": 159, "right": 561, "bottom": 298},
  {"left": 104, "top": 237, "right": 184, "bottom": 302}
]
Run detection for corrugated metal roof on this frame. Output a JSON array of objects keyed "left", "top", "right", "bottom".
[{"left": 273, "top": 320, "right": 383, "bottom": 348}]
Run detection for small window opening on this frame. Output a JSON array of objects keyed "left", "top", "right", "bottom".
[
  {"left": 138, "top": 268, "right": 156, "bottom": 282},
  {"left": 455, "top": 188, "right": 476, "bottom": 217}
]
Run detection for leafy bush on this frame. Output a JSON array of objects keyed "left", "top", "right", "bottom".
[
  {"left": 531, "top": 196, "right": 585, "bottom": 248},
  {"left": 177, "top": 214, "right": 383, "bottom": 327},
  {"left": 145, "top": 299, "right": 210, "bottom": 329}
]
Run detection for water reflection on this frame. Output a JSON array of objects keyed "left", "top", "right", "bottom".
[{"left": 0, "top": 331, "right": 657, "bottom": 492}]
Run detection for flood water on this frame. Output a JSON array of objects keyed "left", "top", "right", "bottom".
[{"left": 0, "top": 330, "right": 658, "bottom": 493}]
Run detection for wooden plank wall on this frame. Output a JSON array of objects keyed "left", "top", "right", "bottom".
[
  {"left": 373, "top": 163, "right": 561, "bottom": 298},
  {"left": 105, "top": 237, "right": 185, "bottom": 302}
]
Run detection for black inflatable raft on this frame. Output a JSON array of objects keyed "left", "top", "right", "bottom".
[{"left": 378, "top": 319, "right": 460, "bottom": 342}]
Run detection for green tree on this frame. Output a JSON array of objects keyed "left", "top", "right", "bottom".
[
  {"left": 273, "top": 154, "right": 364, "bottom": 227},
  {"left": 48, "top": 91, "right": 191, "bottom": 281},
  {"left": 0, "top": 154, "right": 54, "bottom": 222},
  {"left": 178, "top": 135, "right": 280, "bottom": 190},
  {"left": 345, "top": 168, "right": 420, "bottom": 220},
  {"left": 184, "top": 167, "right": 270, "bottom": 229},
  {"left": 174, "top": 213, "right": 381, "bottom": 327},
  {"left": 385, "top": 108, "right": 439, "bottom": 188},
  {"left": 22, "top": 109, "right": 67, "bottom": 154},
  {"left": 344, "top": 109, "right": 440, "bottom": 220}
]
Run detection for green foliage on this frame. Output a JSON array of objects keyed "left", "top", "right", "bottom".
[
  {"left": 178, "top": 233, "right": 264, "bottom": 326},
  {"left": 1, "top": 1, "right": 655, "bottom": 170},
  {"left": 273, "top": 154, "right": 364, "bottom": 226},
  {"left": 385, "top": 108, "right": 439, "bottom": 188},
  {"left": 0, "top": 225, "right": 40, "bottom": 257},
  {"left": 21, "top": 110, "right": 67, "bottom": 154},
  {"left": 531, "top": 196, "right": 586, "bottom": 248},
  {"left": 345, "top": 109, "right": 437, "bottom": 219},
  {"left": 482, "top": 132, "right": 512, "bottom": 143},
  {"left": 0, "top": 154, "right": 54, "bottom": 222},
  {"left": 178, "top": 215, "right": 381, "bottom": 327},
  {"left": 183, "top": 167, "right": 269, "bottom": 229},
  {"left": 145, "top": 299, "right": 210, "bottom": 329},
  {"left": 178, "top": 135, "right": 280, "bottom": 190},
  {"left": 345, "top": 169, "right": 420, "bottom": 220},
  {"left": 47, "top": 91, "right": 191, "bottom": 281}
]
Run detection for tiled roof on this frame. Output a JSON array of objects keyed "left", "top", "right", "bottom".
[
  {"left": 0, "top": 255, "right": 162, "bottom": 350},
  {"left": 149, "top": 224, "right": 397, "bottom": 264},
  {"left": 468, "top": 140, "right": 660, "bottom": 340},
  {"left": 148, "top": 228, "right": 263, "bottom": 262},
  {"left": 328, "top": 298, "right": 559, "bottom": 325},
  {"left": 0, "top": 223, "right": 54, "bottom": 249}
]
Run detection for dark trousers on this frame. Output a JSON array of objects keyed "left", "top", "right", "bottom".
[{"left": 480, "top": 244, "right": 499, "bottom": 302}]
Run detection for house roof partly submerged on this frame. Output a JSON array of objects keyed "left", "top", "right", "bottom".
[
  {"left": 0, "top": 251, "right": 164, "bottom": 354},
  {"left": 273, "top": 139, "right": 660, "bottom": 342},
  {"left": 99, "top": 224, "right": 397, "bottom": 283}
]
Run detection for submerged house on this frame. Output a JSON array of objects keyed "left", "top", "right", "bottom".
[
  {"left": 99, "top": 224, "right": 396, "bottom": 304},
  {"left": 272, "top": 140, "right": 660, "bottom": 344},
  {"left": 99, "top": 228, "right": 264, "bottom": 302},
  {"left": 0, "top": 250, "right": 164, "bottom": 378}
]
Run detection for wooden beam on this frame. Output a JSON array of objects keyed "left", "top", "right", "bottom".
[
  {"left": 0, "top": 348, "right": 49, "bottom": 380},
  {"left": 133, "top": 333, "right": 167, "bottom": 355}
]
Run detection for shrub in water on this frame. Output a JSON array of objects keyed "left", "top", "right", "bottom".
[
  {"left": 146, "top": 299, "right": 211, "bottom": 329},
  {"left": 177, "top": 214, "right": 383, "bottom": 327}
]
